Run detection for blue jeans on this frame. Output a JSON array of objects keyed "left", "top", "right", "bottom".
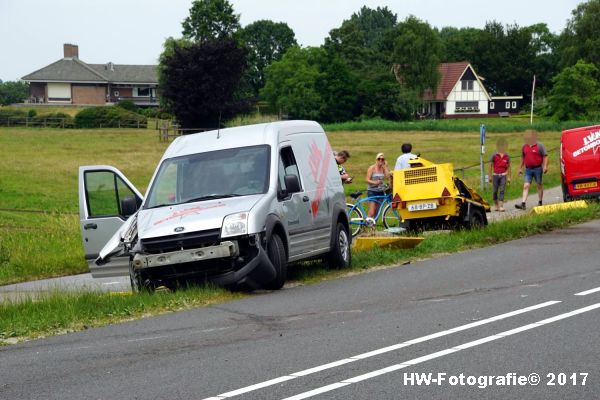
[{"left": 524, "top": 167, "right": 543, "bottom": 184}]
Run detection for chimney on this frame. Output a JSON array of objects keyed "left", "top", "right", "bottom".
[{"left": 63, "top": 43, "right": 79, "bottom": 59}]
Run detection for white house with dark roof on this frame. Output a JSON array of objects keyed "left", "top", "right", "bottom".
[
  {"left": 422, "top": 62, "right": 491, "bottom": 118},
  {"left": 21, "top": 44, "right": 159, "bottom": 106}
]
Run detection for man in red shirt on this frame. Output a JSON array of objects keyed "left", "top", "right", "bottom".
[
  {"left": 488, "top": 138, "right": 511, "bottom": 211},
  {"left": 515, "top": 130, "right": 548, "bottom": 210}
]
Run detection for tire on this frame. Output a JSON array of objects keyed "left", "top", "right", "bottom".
[
  {"left": 465, "top": 207, "right": 485, "bottom": 229},
  {"left": 129, "top": 260, "right": 153, "bottom": 293},
  {"left": 327, "top": 222, "right": 351, "bottom": 269},
  {"left": 562, "top": 183, "right": 571, "bottom": 202},
  {"left": 262, "top": 233, "right": 287, "bottom": 290},
  {"left": 382, "top": 204, "right": 402, "bottom": 230},
  {"left": 346, "top": 203, "right": 364, "bottom": 237}
]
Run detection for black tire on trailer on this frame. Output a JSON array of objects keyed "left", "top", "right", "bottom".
[
  {"left": 466, "top": 207, "right": 485, "bottom": 229},
  {"left": 327, "top": 222, "right": 352, "bottom": 269},
  {"left": 346, "top": 203, "right": 364, "bottom": 237},
  {"left": 262, "top": 233, "right": 287, "bottom": 290}
]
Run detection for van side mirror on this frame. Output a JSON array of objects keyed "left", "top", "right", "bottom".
[
  {"left": 120, "top": 196, "right": 139, "bottom": 217},
  {"left": 284, "top": 175, "right": 301, "bottom": 194}
]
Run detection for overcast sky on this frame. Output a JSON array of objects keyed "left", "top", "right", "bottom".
[{"left": 0, "top": 0, "right": 580, "bottom": 81}]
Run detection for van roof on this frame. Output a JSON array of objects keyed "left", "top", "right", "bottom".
[
  {"left": 562, "top": 124, "right": 600, "bottom": 135},
  {"left": 163, "top": 120, "right": 323, "bottom": 159}
]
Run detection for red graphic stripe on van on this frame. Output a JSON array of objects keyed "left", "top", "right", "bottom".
[
  {"left": 153, "top": 204, "right": 225, "bottom": 226},
  {"left": 309, "top": 141, "right": 332, "bottom": 218}
]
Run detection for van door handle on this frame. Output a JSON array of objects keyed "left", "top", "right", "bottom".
[
  {"left": 84, "top": 223, "right": 98, "bottom": 230},
  {"left": 302, "top": 196, "right": 310, "bottom": 202}
]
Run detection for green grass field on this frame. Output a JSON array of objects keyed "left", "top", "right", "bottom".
[{"left": 0, "top": 125, "right": 562, "bottom": 285}]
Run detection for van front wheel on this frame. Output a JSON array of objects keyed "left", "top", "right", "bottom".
[
  {"left": 327, "top": 222, "right": 351, "bottom": 269},
  {"left": 263, "top": 233, "right": 287, "bottom": 290}
]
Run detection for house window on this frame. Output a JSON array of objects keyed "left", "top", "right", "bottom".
[
  {"left": 134, "top": 87, "right": 151, "bottom": 97},
  {"left": 512, "top": 101, "right": 517, "bottom": 109},
  {"left": 461, "top": 80, "right": 474, "bottom": 91},
  {"left": 490, "top": 102, "right": 495, "bottom": 110},
  {"left": 455, "top": 101, "right": 479, "bottom": 112},
  {"left": 506, "top": 101, "right": 511, "bottom": 109}
]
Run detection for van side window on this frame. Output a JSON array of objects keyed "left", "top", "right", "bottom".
[{"left": 279, "top": 147, "right": 302, "bottom": 194}]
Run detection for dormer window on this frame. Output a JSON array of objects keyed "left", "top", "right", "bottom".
[{"left": 461, "top": 80, "right": 474, "bottom": 91}]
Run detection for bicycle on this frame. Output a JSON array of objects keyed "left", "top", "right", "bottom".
[{"left": 346, "top": 189, "right": 403, "bottom": 237}]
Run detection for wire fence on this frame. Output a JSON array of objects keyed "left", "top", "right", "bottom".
[{"left": 0, "top": 117, "right": 148, "bottom": 129}]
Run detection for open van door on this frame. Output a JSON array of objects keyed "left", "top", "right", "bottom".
[{"left": 78, "top": 166, "right": 143, "bottom": 277}]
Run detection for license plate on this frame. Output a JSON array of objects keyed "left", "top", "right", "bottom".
[
  {"left": 575, "top": 181, "right": 598, "bottom": 190},
  {"left": 408, "top": 202, "right": 437, "bottom": 212}
]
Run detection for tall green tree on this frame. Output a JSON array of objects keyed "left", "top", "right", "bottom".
[
  {"left": 160, "top": 39, "right": 249, "bottom": 128},
  {"left": 560, "top": 0, "right": 600, "bottom": 68},
  {"left": 0, "top": 81, "right": 29, "bottom": 105},
  {"left": 390, "top": 16, "right": 441, "bottom": 94},
  {"left": 239, "top": 20, "right": 297, "bottom": 96},
  {"left": 548, "top": 60, "right": 600, "bottom": 120},
  {"left": 439, "top": 27, "right": 480, "bottom": 63},
  {"left": 261, "top": 47, "right": 357, "bottom": 122},
  {"left": 324, "top": 6, "right": 397, "bottom": 72},
  {"left": 182, "top": 0, "right": 240, "bottom": 42}
]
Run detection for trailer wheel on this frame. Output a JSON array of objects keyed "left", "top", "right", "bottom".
[
  {"left": 465, "top": 207, "right": 485, "bottom": 229},
  {"left": 262, "top": 233, "right": 287, "bottom": 290}
]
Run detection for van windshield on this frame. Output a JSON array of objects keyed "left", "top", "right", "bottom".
[{"left": 145, "top": 145, "right": 271, "bottom": 209}]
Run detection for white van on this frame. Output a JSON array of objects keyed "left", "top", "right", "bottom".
[{"left": 78, "top": 121, "right": 351, "bottom": 291}]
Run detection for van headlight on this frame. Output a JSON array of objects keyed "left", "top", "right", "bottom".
[{"left": 221, "top": 212, "right": 248, "bottom": 238}]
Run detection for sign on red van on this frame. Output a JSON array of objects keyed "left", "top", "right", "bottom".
[{"left": 561, "top": 125, "right": 600, "bottom": 201}]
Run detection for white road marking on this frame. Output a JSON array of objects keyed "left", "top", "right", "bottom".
[
  {"left": 201, "top": 300, "right": 559, "bottom": 400},
  {"left": 282, "top": 303, "right": 600, "bottom": 400},
  {"left": 101, "top": 281, "right": 122, "bottom": 285},
  {"left": 574, "top": 286, "right": 600, "bottom": 296}
]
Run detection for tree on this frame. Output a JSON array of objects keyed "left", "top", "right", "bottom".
[
  {"left": 159, "top": 39, "right": 250, "bottom": 128},
  {"left": 0, "top": 81, "right": 29, "bottom": 105},
  {"left": 261, "top": 47, "right": 357, "bottom": 122},
  {"left": 560, "top": 0, "right": 600, "bottom": 68},
  {"left": 182, "top": 0, "right": 240, "bottom": 42},
  {"left": 439, "top": 27, "right": 480, "bottom": 63},
  {"left": 390, "top": 16, "right": 441, "bottom": 94},
  {"left": 548, "top": 60, "right": 600, "bottom": 121},
  {"left": 325, "top": 6, "right": 397, "bottom": 73},
  {"left": 239, "top": 20, "right": 297, "bottom": 96}
]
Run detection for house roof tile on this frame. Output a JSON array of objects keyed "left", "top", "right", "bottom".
[
  {"left": 423, "top": 62, "right": 470, "bottom": 101},
  {"left": 22, "top": 58, "right": 158, "bottom": 84}
]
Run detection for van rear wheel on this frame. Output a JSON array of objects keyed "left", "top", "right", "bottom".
[
  {"left": 263, "top": 233, "right": 287, "bottom": 290},
  {"left": 327, "top": 222, "right": 351, "bottom": 269}
]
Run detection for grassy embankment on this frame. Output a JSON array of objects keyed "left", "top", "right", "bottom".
[{"left": 0, "top": 124, "right": 565, "bottom": 285}]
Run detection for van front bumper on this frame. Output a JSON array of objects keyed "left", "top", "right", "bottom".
[
  {"left": 131, "top": 233, "right": 277, "bottom": 288},
  {"left": 132, "top": 241, "right": 239, "bottom": 269}
]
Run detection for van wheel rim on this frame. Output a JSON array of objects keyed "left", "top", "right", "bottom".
[{"left": 339, "top": 230, "right": 349, "bottom": 262}]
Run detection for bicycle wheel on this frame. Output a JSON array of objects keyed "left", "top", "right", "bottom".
[
  {"left": 382, "top": 203, "right": 402, "bottom": 230},
  {"left": 346, "top": 203, "right": 364, "bottom": 237}
]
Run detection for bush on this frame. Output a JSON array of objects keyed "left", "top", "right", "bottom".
[
  {"left": 74, "top": 106, "right": 147, "bottom": 128},
  {"left": 139, "top": 108, "right": 159, "bottom": 118},
  {"left": 33, "top": 112, "right": 74, "bottom": 128},
  {"left": 116, "top": 100, "right": 139, "bottom": 113},
  {"left": 27, "top": 109, "right": 37, "bottom": 118}
]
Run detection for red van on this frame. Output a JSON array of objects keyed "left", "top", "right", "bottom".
[{"left": 560, "top": 125, "right": 600, "bottom": 201}]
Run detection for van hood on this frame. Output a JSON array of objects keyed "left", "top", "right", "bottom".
[{"left": 137, "top": 194, "right": 263, "bottom": 240}]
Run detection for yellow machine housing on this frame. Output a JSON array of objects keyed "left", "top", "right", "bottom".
[{"left": 392, "top": 157, "right": 490, "bottom": 230}]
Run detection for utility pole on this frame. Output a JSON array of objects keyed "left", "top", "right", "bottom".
[{"left": 480, "top": 123, "right": 486, "bottom": 191}]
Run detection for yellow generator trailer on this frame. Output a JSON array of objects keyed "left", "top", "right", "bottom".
[{"left": 391, "top": 157, "right": 490, "bottom": 231}]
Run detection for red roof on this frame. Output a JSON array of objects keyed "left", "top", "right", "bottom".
[{"left": 424, "top": 62, "right": 470, "bottom": 101}]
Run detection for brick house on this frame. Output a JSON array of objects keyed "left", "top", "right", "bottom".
[{"left": 21, "top": 44, "right": 159, "bottom": 106}]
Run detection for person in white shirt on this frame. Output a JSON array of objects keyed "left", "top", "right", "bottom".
[{"left": 394, "top": 143, "right": 417, "bottom": 170}]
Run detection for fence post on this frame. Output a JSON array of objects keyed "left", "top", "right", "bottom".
[
  {"left": 118, "top": 120, "right": 121, "bottom": 129},
  {"left": 44, "top": 118, "right": 47, "bottom": 128},
  {"left": 137, "top": 120, "right": 140, "bottom": 129},
  {"left": 61, "top": 118, "right": 65, "bottom": 129},
  {"left": 7, "top": 117, "right": 10, "bottom": 127}
]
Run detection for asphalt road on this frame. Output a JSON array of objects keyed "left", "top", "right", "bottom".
[{"left": 2, "top": 219, "right": 599, "bottom": 400}]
